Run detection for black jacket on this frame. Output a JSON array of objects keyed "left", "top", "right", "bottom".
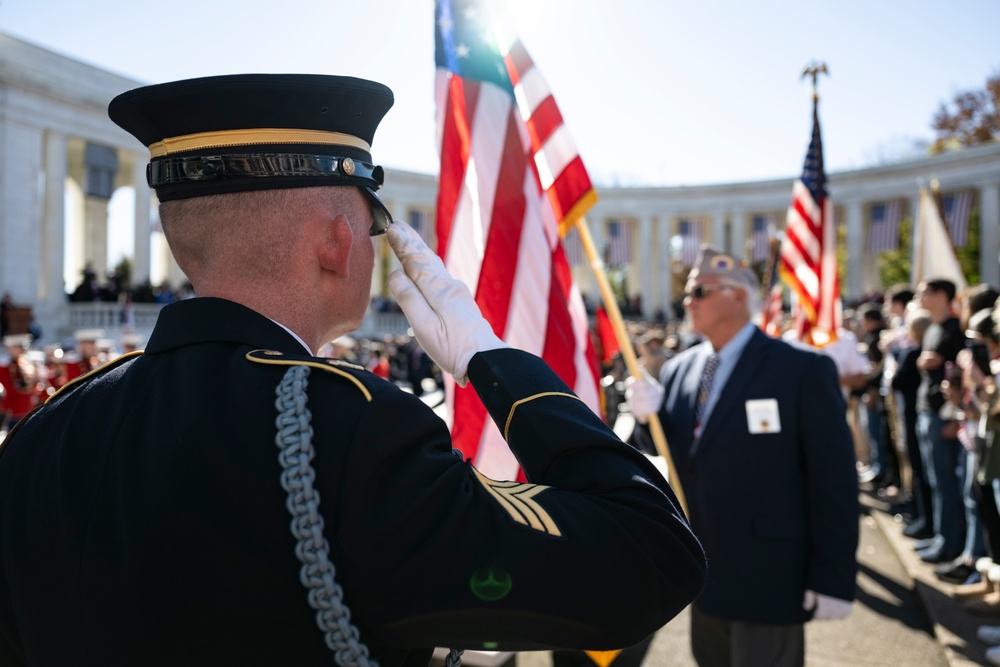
[{"left": 0, "top": 297, "right": 705, "bottom": 666}]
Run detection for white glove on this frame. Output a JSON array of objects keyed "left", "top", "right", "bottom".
[
  {"left": 624, "top": 369, "right": 664, "bottom": 425},
  {"left": 387, "top": 220, "right": 507, "bottom": 386},
  {"left": 803, "top": 589, "right": 852, "bottom": 620}
]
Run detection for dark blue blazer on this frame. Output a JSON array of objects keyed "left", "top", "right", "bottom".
[{"left": 642, "top": 327, "right": 858, "bottom": 624}]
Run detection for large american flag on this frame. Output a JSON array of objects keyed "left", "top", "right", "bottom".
[
  {"left": 434, "top": 0, "right": 602, "bottom": 481},
  {"left": 778, "top": 99, "right": 841, "bottom": 345}
]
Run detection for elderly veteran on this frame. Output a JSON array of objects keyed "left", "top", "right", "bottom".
[
  {"left": 627, "top": 245, "right": 858, "bottom": 667},
  {"left": 0, "top": 74, "right": 705, "bottom": 667}
]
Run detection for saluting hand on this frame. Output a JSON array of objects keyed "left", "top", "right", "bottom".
[{"left": 387, "top": 220, "right": 507, "bottom": 386}]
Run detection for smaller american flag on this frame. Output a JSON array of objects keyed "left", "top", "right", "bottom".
[
  {"left": 605, "top": 219, "right": 633, "bottom": 266},
  {"left": 749, "top": 215, "right": 779, "bottom": 262},
  {"left": 866, "top": 200, "right": 903, "bottom": 253},
  {"left": 407, "top": 208, "right": 433, "bottom": 244},
  {"left": 679, "top": 219, "right": 702, "bottom": 266},
  {"left": 562, "top": 225, "right": 583, "bottom": 265},
  {"left": 944, "top": 191, "right": 974, "bottom": 248}
]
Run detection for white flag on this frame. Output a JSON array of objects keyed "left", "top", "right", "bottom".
[{"left": 912, "top": 188, "right": 967, "bottom": 292}]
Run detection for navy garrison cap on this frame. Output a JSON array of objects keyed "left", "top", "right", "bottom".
[
  {"left": 689, "top": 244, "right": 760, "bottom": 293},
  {"left": 108, "top": 74, "right": 395, "bottom": 234}
]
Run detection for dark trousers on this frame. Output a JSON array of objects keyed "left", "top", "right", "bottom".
[
  {"left": 690, "top": 605, "right": 804, "bottom": 667},
  {"left": 903, "top": 413, "right": 934, "bottom": 530},
  {"left": 977, "top": 478, "right": 1000, "bottom": 560}
]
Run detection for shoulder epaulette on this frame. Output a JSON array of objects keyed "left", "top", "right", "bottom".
[{"left": 245, "top": 349, "right": 372, "bottom": 401}]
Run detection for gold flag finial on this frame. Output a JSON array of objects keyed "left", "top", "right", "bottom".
[{"left": 801, "top": 62, "right": 829, "bottom": 101}]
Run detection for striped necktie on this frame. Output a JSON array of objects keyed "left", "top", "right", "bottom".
[{"left": 694, "top": 353, "right": 720, "bottom": 426}]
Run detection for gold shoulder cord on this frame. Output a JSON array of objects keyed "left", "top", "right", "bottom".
[{"left": 245, "top": 350, "right": 372, "bottom": 402}]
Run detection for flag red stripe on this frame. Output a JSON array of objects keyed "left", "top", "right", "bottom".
[
  {"left": 783, "top": 229, "right": 819, "bottom": 276},
  {"left": 542, "top": 243, "right": 579, "bottom": 387},
  {"left": 547, "top": 156, "right": 593, "bottom": 223},
  {"left": 791, "top": 198, "right": 821, "bottom": 242},
  {"left": 435, "top": 76, "right": 479, "bottom": 260},
  {"left": 506, "top": 40, "right": 532, "bottom": 85},
  {"left": 526, "top": 95, "right": 563, "bottom": 149},
  {"left": 474, "top": 108, "right": 527, "bottom": 335},
  {"left": 452, "top": 383, "right": 490, "bottom": 465}
]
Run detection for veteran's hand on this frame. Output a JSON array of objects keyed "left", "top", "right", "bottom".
[
  {"left": 803, "top": 589, "right": 853, "bottom": 620},
  {"left": 387, "top": 220, "right": 507, "bottom": 386},
  {"left": 625, "top": 370, "right": 665, "bottom": 425}
]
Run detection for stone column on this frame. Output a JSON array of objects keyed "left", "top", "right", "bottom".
[
  {"left": 131, "top": 155, "right": 152, "bottom": 286},
  {"left": 844, "top": 199, "right": 864, "bottom": 299},
  {"left": 658, "top": 216, "right": 674, "bottom": 320},
  {"left": 979, "top": 182, "right": 1000, "bottom": 288},
  {"left": 83, "top": 197, "right": 110, "bottom": 280},
  {"left": 712, "top": 211, "right": 727, "bottom": 252},
  {"left": 909, "top": 194, "right": 921, "bottom": 286},
  {"left": 40, "top": 132, "right": 67, "bottom": 308},
  {"left": 638, "top": 215, "right": 653, "bottom": 319},
  {"left": 730, "top": 210, "right": 746, "bottom": 262}
]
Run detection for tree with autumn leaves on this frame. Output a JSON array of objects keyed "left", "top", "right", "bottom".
[{"left": 931, "top": 69, "right": 1000, "bottom": 152}]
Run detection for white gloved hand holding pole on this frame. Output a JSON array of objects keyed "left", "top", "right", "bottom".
[
  {"left": 624, "top": 369, "right": 665, "bottom": 425},
  {"left": 387, "top": 220, "right": 507, "bottom": 386}
]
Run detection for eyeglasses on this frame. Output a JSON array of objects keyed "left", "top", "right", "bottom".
[{"left": 685, "top": 284, "right": 734, "bottom": 300}]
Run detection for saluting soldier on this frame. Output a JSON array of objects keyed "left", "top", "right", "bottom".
[{"left": 0, "top": 74, "right": 706, "bottom": 667}]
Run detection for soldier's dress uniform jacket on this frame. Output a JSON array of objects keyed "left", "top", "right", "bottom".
[
  {"left": 636, "top": 327, "right": 858, "bottom": 624},
  {"left": 0, "top": 297, "right": 706, "bottom": 666}
]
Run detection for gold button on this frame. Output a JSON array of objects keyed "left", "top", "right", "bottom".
[{"left": 340, "top": 157, "right": 355, "bottom": 176}]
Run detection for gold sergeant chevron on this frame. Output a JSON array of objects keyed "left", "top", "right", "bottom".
[{"left": 473, "top": 469, "right": 561, "bottom": 537}]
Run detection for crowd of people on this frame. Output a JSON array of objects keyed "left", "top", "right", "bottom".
[
  {"left": 67, "top": 263, "right": 194, "bottom": 305},
  {"left": 0, "top": 325, "right": 441, "bottom": 436}
]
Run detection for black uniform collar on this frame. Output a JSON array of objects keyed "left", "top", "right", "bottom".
[{"left": 145, "top": 297, "right": 307, "bottom": 355}]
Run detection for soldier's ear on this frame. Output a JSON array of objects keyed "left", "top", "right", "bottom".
[{"left": 317, "top": 214, "right": 353, "bottom": 278}]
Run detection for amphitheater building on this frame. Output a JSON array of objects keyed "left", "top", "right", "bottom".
[{"left": 2, "top": 32, "right": 999, "bottom": 343}]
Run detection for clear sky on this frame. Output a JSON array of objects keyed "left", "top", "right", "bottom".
[{"left": 1, "top": 0, "right": 998, "bottom": 188}]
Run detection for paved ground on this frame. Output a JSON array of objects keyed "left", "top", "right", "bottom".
[{"left": 505, "top": 491, "right": 950, "bottom": 667}]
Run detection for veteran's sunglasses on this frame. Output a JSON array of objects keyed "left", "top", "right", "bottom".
[{"left": 685, "top": 284, "right": 735, "bottom": 300}]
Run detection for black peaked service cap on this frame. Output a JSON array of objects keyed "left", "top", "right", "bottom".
[{"left": 109, "top": 74, "right": 396, "bottom": 234}]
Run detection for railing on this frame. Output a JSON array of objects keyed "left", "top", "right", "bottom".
[
  {"left": 68, "top": 302, "right": 164, "bottom": 333},
  {"left": 66, "top": 302, "right": 411, "bottom": 343},
  {"left": 353, "top": 311, "right": 411, "bottom": 339}
]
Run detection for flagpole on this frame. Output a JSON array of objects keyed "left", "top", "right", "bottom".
[
  {"left": 575, "top": 217, "right": 689, "bottom": 517},
  {"left": 760, "top": 235, "right": 780, "bottom": 325}
]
